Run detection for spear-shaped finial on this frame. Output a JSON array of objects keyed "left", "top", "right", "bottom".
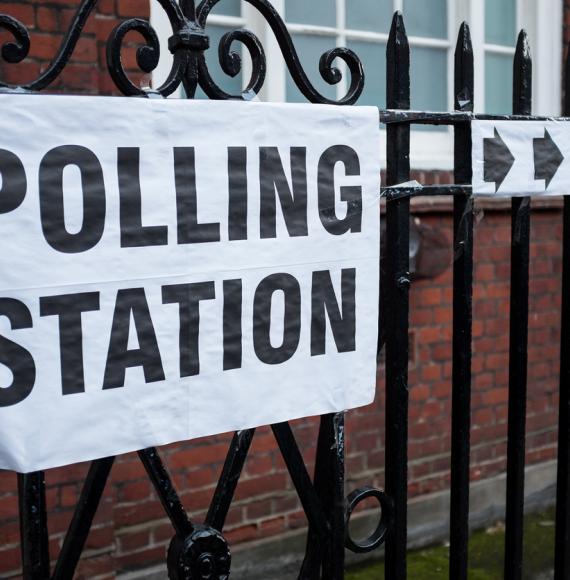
[{"left": 386, "top": 11, "right": 410, "bottom": 110}]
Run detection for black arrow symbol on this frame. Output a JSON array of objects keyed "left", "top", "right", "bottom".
[
  {"left": 533, "top": 129, "right": 564, "bottom": 189},
  {"left": 484, "top": 128, "right": 515, "bottom": 192}
]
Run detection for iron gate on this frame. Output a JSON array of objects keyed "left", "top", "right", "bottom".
[{"left": 0, "top": 1, "right": 569, "bottom": 579}]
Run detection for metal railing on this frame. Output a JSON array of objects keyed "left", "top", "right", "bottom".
[{"left": 0, "top": 1, "right": 568, "bottom": 579}]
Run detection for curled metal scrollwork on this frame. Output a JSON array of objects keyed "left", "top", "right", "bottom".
[
  {"left": 0, "top": 0, "right": 364, "bottom": 104},
  {"left": 0, "top": 0, "right": 99, "bottom": 92},
  {"left": 0, "top": 15, "right": 30, "bottom": 65},
  {"left": 107, "top": 18, "right": 161, "bottom": 96},
  {"left": 197, "top": 0, "right": 364, "bottom": 104},
  {"left": 196, "top": 27, "right": 266, "bottom": 100},
  {"left": 344, "top": 486, "right": 394, "bottom": 553}
]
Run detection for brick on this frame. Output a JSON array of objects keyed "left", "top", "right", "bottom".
[
  {"left": 234, "top": 474, "right": 288, "bottom": 502},
  {"left": 259, "top": 515, "right": 286, "bottom": 536},
  {"left": 224, "top": 524, "right": 258, "bottom": 545},
  {"left": 115, "top": 500, "right": 166, "bottom": 528},
  {"left": 111, "top": 456, "right": 147, "bottom": 482},
  {"left": 72, "top": 37, "right": 98, "bottom": 63},
  {"left": 0, "top": 472, "right": 17, "bottom": 495},
  {"left": 421, "top": 364, "right": 441, "bottom": 382},
  {"left": 118, "top": 480, "right": 152, "bottom": 503},
  {"left": 410, "top": 384, "right": 429, "bottom": 402},
  {"left": 244, "top": 454, "right": 274, "bottom": 477},
  {"left": 75, "top": 554, "right": 116, "bottom": 580},
  {"left": 27, "top": 33, "right": 62, "bottom": 59},
  {"left": 3, "top": 3, "right": 35, "bottom": 27},
  {"left": 98, "top": 0, "right": 116, "bottom": 15},
  {"left": 417, "top": 288, "right": 442, "bottom": 306},
  {"left": 83, "top": 524, "right": 114, "bottom": 552},
  {"left": 37, "top": 7, "right": 59, "bottom": 32},
  {"left": 117, "top": 529, "right": 151, "bottom": 554},
  {"left": 0, "top": 495, "right": 18, "bottom": 520},
  {"left": 116, "top": 544, "right": 166, "bottom": 572},
  {"left": 0, "top": 545, "right": 21, "bottom": 572},
  {"left": 246, "top": 499, "right": 272, "bottom": 521},
  {"left": 117, "top": 0, "right": 149, "bottom": 18},
  {"left": 167, "top": 443, "right": 230, "bottom": 470},
  {"left": 60, "top": 483, "right": 79, "bottom": 508},
  {"left": 0, "top": 516, "right": 19, "bottom": 546}
]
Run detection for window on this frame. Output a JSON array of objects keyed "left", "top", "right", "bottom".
[
  {"left": 483, "top": 0, "right": 517, "bottom": 114},
  {"left": 255, "top": 0, "right": 452, "bottom": 112},
  {"left": 151, "top": 0, "right": 562, "bottom": 169},
  {"left": 469, "top": 0, "right": 562, "bottom": 117}
]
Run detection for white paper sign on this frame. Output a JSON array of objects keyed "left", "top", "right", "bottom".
[
  {"left": 0, "top": 95, "right": 380, "bottom": 473},
  {"left": 473, "top": 120, "right": 569, "bottom": 196}
]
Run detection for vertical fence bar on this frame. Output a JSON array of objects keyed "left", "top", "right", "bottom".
[
  {"left": 384, "top": 11, "right": 410, "bottom": 580},
  {"left": 504, "top": 30, "right": 532, "bottom": 580},
  {"left": 554, "top": 43, "right": 570, "bottom": 580},
  {"left": 449, "top": 22, "right": 474, "bottom": 580},
  {"left": 52, "top": 457, "right": 115, "bottom": 580},
  {"left": 18, "top": 472, "right": 50, "bottom": 579},
  {"left": 300, "top": 413, "right": 345, "bottom": 579},
  {"left": 320, "top": 413, "right": 346, "bottom": 580}
]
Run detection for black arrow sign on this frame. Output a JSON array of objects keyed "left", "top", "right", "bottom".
[
  {"left": 484, "top": 128, "right": 515, "bottom": 192},
  {"left": 533, "top": 129, "right": 564, "bottom": 189}
]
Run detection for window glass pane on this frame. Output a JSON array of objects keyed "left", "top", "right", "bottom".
[
  {"left": 346, "top": 40, "right": 386, "bottom": 107},
  {"left": 411, "top": 46, "right": 447, "bottom": 109},
  {"left": 411, "top": 46, "right": 447, "bottom": 130},
  {"left": 196, "top": 25, "right": 242, "bottom": 98},
  {"left": 485, "top": 0, "right": 516, "bottom": 46},
  {"left": 286, "top": 0, "right": 336, "bottom": 27},
  {"left": 210, "top": 0, "right": 241, "bottom": 17},
  {"left": 485, "top": 53, "right": 513, "bottom": 114},
  {"left": 346, "top": 0, "right": 392, "bottom": 34},
  {"left": 403, "top": 0, "right": 447, "bottom": 39},
  {"left": 286, "top": 35, "right": 337, "bottom": 102}
]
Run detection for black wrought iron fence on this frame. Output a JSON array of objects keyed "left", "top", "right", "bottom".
[{"left": 0, "top": 1, "right": 568, "bottom": 579}]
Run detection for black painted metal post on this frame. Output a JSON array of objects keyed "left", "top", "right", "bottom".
[
  {"left": 555, "top": 43, "right": 570, "bottom": 580},
  {"left": 322, "top": 413, "right": 346, "bottom": 580},
  {"left": 52, "top": 458, "right": 115, "bottom": 580},
  {"left": 384, "top": 11, "right": 411, "bottom": 580},
  {"left": 300, "top": 413, "right": 345, "bottom": 579},
  {"left": 206, "top": 430, "right": 255, "bottom": 532},
  {"left": 449, "top": 22, "right": 474, "bottom": 580},
  {"left": 504, "top": 30, "right": 532, "bottom": 580},
  {"left": 139, "top": 448, "right": 193, "bottom": 537},
  {"left": 18, "top": 472, "right": 50, "bottom": 579}
]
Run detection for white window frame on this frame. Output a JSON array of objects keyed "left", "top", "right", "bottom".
[
  {"left": 467, "top": 0, "right": 562, "bottom": 117},
  {"left": 151, "top": 0, "right": 562, "bottom": 171}
]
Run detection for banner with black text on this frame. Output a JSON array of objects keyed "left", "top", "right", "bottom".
[
  {"left": 0, "top": 95, "right": 380, "bottom": 473},
  {"left": 472, "top": 120, "right": 569, "bottom": 196}
]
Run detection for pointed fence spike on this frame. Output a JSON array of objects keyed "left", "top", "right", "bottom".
[
  {"left": 513, "top": 29, "right": 532, "bottom": 115},
  {"left": 564, "top": 44, "right": 570, "bottom": 116},
  {"left": 454, "top": 22, "right": 474, "bottom": 111},
  {"left": 387, "top": 11, "right": 410, "bottom": 109}
]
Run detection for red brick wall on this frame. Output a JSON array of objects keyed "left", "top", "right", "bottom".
[
  {"left": 0, "top": 0, "right": 149, "bottom": 94},
  {"left": 0, "top": 1, "right": 565, "bottom": 578}
]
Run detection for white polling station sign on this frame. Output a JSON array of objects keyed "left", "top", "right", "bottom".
[
  {"left": 0, "top": 94, "right": 381, "bottom": 473},
  {"left": 472, "top": 120, "right": 568, "bottom": 196}
]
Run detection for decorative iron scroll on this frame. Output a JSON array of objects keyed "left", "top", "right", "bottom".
[
  {"left": 0, "top": 0, "right": 365, "bottom": 104},
  {"left": 0, "top": 2, "right": 388, "bottom": 578}
]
